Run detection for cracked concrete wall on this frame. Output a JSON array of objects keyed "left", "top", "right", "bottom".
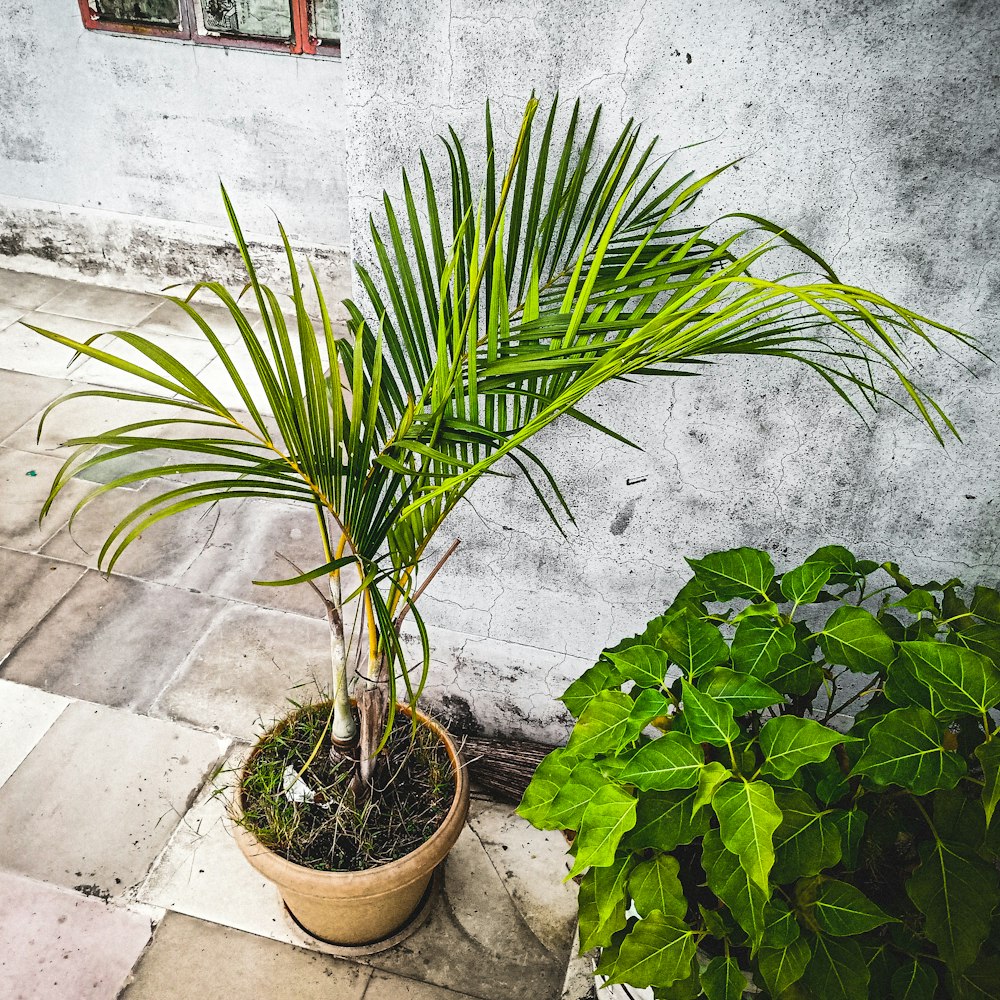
[
  {"left": 342, "top": 0, "right": 1000, "bottom": 739},
  {"left": 0, "top": 2, "right": 350, "bottom": 294}
]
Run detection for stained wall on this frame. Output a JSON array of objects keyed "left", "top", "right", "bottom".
[{"left": 340, "top": 0, "right": 1000, "bottom": 737}]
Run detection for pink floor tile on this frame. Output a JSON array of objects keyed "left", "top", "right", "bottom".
[{"left": 0, "top": 871, "right": 152, "bottom": 1000}]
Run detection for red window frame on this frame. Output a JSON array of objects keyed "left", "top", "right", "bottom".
[{"left": 77, "top": 0, "right": 340, "bottom": 57}]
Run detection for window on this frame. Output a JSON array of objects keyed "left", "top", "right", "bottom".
[{"left": 77, "top": 0, "right": 341, "bottom": 56}]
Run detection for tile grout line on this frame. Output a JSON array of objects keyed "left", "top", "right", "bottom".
[{"left": 0, "top": 565, "right": 93, "bottom": 676}]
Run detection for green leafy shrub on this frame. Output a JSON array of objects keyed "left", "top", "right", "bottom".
[{"left": 519, "top": 545, "right": 1000, "bottom": 999}]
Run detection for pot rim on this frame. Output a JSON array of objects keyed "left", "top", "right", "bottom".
[{"left": 231, "top": 699, "right": 469, "bottom": 881}]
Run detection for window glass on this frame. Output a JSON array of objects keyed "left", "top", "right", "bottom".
[
  {"left": 95, "top": 0, "right": 181, "bottom": 25},
  {"left": 200, "top": 0, "right": 292, "bottom": 39},
  {"left": 309, "top": 0, "right": 340, "bottom": 42}
]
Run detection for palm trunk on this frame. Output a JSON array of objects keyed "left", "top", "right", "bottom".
[{"left": 328, "top": 574, "right": 356, "bottom": 747}]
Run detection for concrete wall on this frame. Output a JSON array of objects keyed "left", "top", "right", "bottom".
[
  {"left": 0, "top": 1, "right": 351, "bottom": 294},
  {"left": 341, "top": 0, "right": 1000, "bottom": 738}
]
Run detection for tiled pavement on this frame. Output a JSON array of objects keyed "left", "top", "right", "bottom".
[{"left": 0, "top": 268, "right": 584, "bottom": 1000}]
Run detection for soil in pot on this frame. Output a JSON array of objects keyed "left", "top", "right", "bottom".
[{"left": 239, "top": 703, "right": 456, "bottom": 872}]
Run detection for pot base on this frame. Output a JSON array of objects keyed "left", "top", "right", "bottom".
[{"left": 281, "top": 866, "right": 443, "bottom": 957}]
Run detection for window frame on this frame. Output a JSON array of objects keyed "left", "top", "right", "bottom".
[{"left": 76, "top": 0, "right": 341, "bottom": 58}]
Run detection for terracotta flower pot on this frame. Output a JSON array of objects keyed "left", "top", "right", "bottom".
[{"left": 232, "top": 702, "right": 470, "bottom": 947}]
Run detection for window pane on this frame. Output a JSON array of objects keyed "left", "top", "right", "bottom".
[
  {"left": 309, "top": 0, "right": 340, "bottom": 42},
  {"left": 200, "top": 0, "right": 292, "bottom": 39},
  {"left": 95, "top": 0, "right": 181, "bottom": 26}
]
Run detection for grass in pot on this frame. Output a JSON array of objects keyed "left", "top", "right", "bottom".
[{"left": 31, "top": 96, "right": 974, "bottom": 948}]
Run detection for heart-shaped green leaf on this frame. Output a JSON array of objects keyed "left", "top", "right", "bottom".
[
  {"left": 626, "top": 787, "right": 710, "bottom": 851},
  {"left": 906, "top": 838, "right": 1000, "bottom": 972},
  {"left": 606, "top": 644, "right": 670, "bottom": 689},
  {"left": 517, "top": 747, "right": 574, "bottom": 828},
  {"left": 701, "top": 828, "right": 768, "bottom": 946},
  {"left": 681, "top": 680, "right": 739, "bottom": 747},
  {"left": 731, "top": 619, "right": 795, "bottom": 679},
  {"left": 886, "top": 641, "right": 1000, "bottom": 718},
  {"left": 810, "top": 878, "right": 896, "bottom": 935},
  {"left": 565, "top": 690, "right": 636, "bottom": 759},
  {"left": 802, "top": 935, "right": 869, "bottom": 1000},
  {"left": 758, "top": 936, "right": 811, "bottom": 997},
  {"left": 854, "top": 706, "right": 966, "bottom": 794},
  {"left": 686, "top": 547, "right": 775, "bottom": 600},
  {"left": 660, "top": 610, "right": 729, "bottom": 679},
  {"left": 700, "top": 667, "right": 783, "bottom": 714},
  {"left": 712, "top": 779, "right": 782, "bottom": 889},
  {"left": 781, "top": 561, "right": 833, "bottom": 606},
  {"left": 620, "top": 731, "right": 705, "bottom": 791},
  {"left": 577, "top": 854, "right": 632, "bottom": 950},
  {"left": 594, "top": 910, "right": 698, "bottom": 989},
  {"left": 568, "top": 783, "right": 637, "bottom": 876},
  {"left": 628, "top": 853, "right": 687, "bottom": 918},
  {"left": 819, "top": 605, "right": 895, "bottom": 673},
  {"left": 771, "top": 789, "right": 843, "bottom": 882},
  {"left": 759, "top": 715, "right": 855, "bottom": 780},
  {"left": 559, "top": 659, "right": 622, "bottom": 717},
  {"left": 701, "top": 955, "right": 745, "bottom": 1000}
]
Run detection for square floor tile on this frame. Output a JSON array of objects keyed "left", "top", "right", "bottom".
[
  {"left": 3, "top": 383, "right": 187, "bottom": 456},
  {"left": 37, "top": 283, "right": 160, "bottom": 326},
  {"left": 175, "top": 497, "right": 334, "bottom": 618},
  {"left": 366, "top": 822, "right": 566, "bottom": 1000},
  {"left": 0, "top": 270, "right": 73, "bottom": 311},
  {"left": 39, "top": 480, "right": 228, "bottom": 586},
  {"left": 0, "top": 701, "right": 228, "bottom": 893},
  {"left": 0, "top": 304, "right": 24, "bottom": 334},
  {"left": 0, "top": 679, "right": 69, "bottom": 787},
  {"left": 0, "top": 369, "right": 70, "bottom": 444},
  {"left": 137, "top": 297, "right": 260, "bottom": 346},
  {"left": 0, "top": 548, "right": 86, "bottom": 660},
  {"left": 0, "top": 314, "right": 99, "bottom": 380},
  {"left": 0, "top": 870, "right": 153, "bottom": 1000},
  {"left": 120, "top": 912, "right": 369, "bottom": 1000},
  {"left": 0, "top": 573, "right": 231, "bottom": 711},
  {"left": 467, "top": 797, "right": 577, "bottom": 956},
  {"left": 151, "top": 603, "right": 330, "bottom": 740},
  {"left": 71, "top": 327, "right": 219, "bottom": 395},
  {"left": 0, "top": 447, "right": 92, "bottom": 552}
]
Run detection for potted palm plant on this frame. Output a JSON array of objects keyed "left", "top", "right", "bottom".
[{"left": 30, "top": 96, "right": 972, "bottom": 948}]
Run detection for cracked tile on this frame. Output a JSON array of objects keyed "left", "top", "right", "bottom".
[
  {"left": 366, "top": 822, "right": 566, "bottom": 1000},
  {"left": 0, "top": 870, "right": 153, "bottom": 1000},
  {"left": 0, "top": 548, "right": 86, "bottom": 660},
  {"left": 0, "top": 700, "right": 228, "bottom": 894},
  {"left": 364, "top": 972, "right": 482, "bottom": 999},
  {"left": 136, "top": 755, "right": 310, "bottom": 942},
  {"left": 138, "top": 759, "right": 571, "bottom": 999},
  {"left": 175, "top": 497, "right": 335, "bottom": 618}
]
